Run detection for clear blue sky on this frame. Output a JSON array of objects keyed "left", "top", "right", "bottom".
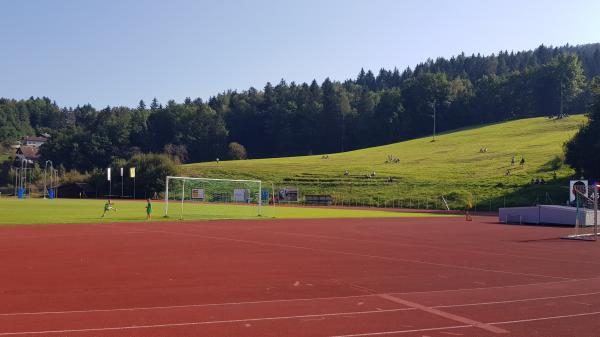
[{"left": 1, "top": 0, "right": 599, "bottom": 108}]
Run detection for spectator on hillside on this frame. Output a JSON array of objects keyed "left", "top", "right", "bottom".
[
  {"left": 520, "top": 157, "right": 525, "bottom": 166},
  {"left": 540, "top": 178, "right": 546, "bottom": 184},
  {"left": 511, "top": 156, "right": 515, "bottom": 166},
  {"left": 344, "top": 170, "right": 349, "bottom": 176}
]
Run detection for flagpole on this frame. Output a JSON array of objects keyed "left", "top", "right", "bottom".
[
  {"left": 130, "top": 167, "right": 136, "bottom": 200},
  {"left": 120, "top": 167, "right": 124, "bottom": 198},
  {"left": 108, "top": 168, "right": 112, "bottom": 198}
]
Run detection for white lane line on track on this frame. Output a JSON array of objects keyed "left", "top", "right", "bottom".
[
  {"left": 330, "top": 325, "right": 473, "bottom": 337},
  {"left": 329, "top": 310, "right": 600, "bottom": 337},
  {"left": 435, "top": 290, "right": 600, "bottom": 309},
  {"left": 377, "top": 294, "right": 508, "bottom": 334},
  {"left": 4, "top": 288, "right": 600, "bottom": 319},
  {"left": 391, "top": 275, "right": 600, "bottom": 295},
  {"left": 0, "top": 308, "right": 412, "bottom": 336},
  {"left": 0, "top": 294, "right": 374, "bottom": 317},
  {"left": 4, "top": 276, "right": 600, "bottom": 317},
  {"left": 108, "top": 226, "right": 573, "bottom": 281},
  {"left": 3, "top": 298, "right": 600, "bottom": 336}
]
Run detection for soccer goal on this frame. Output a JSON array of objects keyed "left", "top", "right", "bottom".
[
  {"left": 164, "top": 176, "right": 262, "bottom": 219},
  {"left": 562, "top": 184, "right": 598, "bottom": 241}
]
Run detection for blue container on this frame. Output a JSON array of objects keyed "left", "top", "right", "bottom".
[
  {"left": 261, "top": 189, "right": 270, "bottom": 202},
  {"left": 48, "top": 188, "right": 55, "bottom": 199},
  {"left": 18, "top": 188, "right": 25, "bottom": 199}
]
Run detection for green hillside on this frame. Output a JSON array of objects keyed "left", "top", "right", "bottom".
[{"left": 182, "top": 116, "right": 587, "bottom": 210}]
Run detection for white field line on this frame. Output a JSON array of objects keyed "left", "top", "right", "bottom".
[{"left": 376, "top": 294, "right": 508, "bottom": 334}]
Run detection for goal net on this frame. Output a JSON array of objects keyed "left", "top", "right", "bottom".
[
  {"left": 165, "top": 176, "right": 262, "bottom": 219},
  {"left": 562, "top": 184, "right": 598, "bottom": 241}
]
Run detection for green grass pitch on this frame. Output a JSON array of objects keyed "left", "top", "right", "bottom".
[{"left": 0, "top": 198, "right": 445, "bottom": 226}]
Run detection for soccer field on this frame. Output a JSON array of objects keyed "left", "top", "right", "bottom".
[{"left": 0, "top": 198, "right": 445, "bottom": 225}]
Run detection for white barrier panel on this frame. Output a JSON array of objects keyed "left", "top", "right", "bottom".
[
  {"left": 499, "top": 206, "right": 540, "bottom": 224},
  {"left": 499, "top": 205, "right": 595, "bottom": 226}
]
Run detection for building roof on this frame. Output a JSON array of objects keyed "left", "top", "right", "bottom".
[
  {"left": 22, "top": 136, "right": 48, "bottom": 142},
  {"left": 16, "top": 146, "right": 40, "bottom": 160}
]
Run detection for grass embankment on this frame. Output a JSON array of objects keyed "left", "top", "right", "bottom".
[
  {"left": 182, "top": 116, "right": 587, "bottom": 210},
  {"left": 0, "top": 198, "right": 440, "bottom": 225}
]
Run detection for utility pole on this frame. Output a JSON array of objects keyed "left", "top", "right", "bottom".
[
  {"left": 340, "top": 112, "right": 345, "bottom": 152},
  {"left": 559, "top": 81, "right": 564, "bottom": 118},
  {"left": 431, "top": 99, "right": 437, "bottom": 142}
]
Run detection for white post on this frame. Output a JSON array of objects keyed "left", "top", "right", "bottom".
[
  {"left": 164, "top": 176, "right": 170, "bottom": 217},
  {"left": 180, "top": 179, "right": 185, "bottom": 220},
  {"left": 258, "top": 181, "right": 262, "bottom": 216},
  {"left": 271, "top": 182, "right": 276, "bottom": 207}
]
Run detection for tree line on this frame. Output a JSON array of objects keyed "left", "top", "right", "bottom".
[
  {"left": 0, "top": 43, "right": 599, "bottom": 173},
  {"left": 565, "top": 77, "right": 600, "bottom": 178}
]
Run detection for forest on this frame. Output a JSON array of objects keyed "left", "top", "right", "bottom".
[{"left": 1, "top": 43, "right": 600, "bottom": 172}]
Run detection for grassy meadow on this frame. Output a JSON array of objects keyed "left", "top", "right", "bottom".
[{"left": 181, "top": 115, "right": 587, "bottom": 210}]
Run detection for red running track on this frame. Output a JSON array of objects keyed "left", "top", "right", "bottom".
[{"left": 1, "top": 216, "right": 600, "bottom": 336}]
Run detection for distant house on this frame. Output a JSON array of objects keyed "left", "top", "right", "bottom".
[
  {"left": 21, "top": 136, "right": 48, "bottom": 148},
  {"left": 15, "top": 146, "right": 40, "bottom": 164}
]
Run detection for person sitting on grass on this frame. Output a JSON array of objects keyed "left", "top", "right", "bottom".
[
  {"left": 101, "top": 199, "right": 116, "bottom": 218},
  {"left": 146, "top": 199, "right": 152, "bottom": 220}
]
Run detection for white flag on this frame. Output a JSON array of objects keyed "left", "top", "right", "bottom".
[
  {"left": 130, "top": 167, "right": 136, "bottom": 178},
  {"left": 107, "top": 168, "right": 111, "bottom": 181},
  {"left": 120, "top": 167, "right": 123, "bottom": 177}
]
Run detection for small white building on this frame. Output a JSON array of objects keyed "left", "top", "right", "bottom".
[{"left": 21, "top": 136, "right": 48, "bottom": 148}]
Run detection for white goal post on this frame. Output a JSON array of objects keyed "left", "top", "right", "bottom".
[
  {"left": 562, "top": 184, "right": 598, "bottom": 241},
  {"left": 164, "top": 176, "right": 262, "bottom": 219}
]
